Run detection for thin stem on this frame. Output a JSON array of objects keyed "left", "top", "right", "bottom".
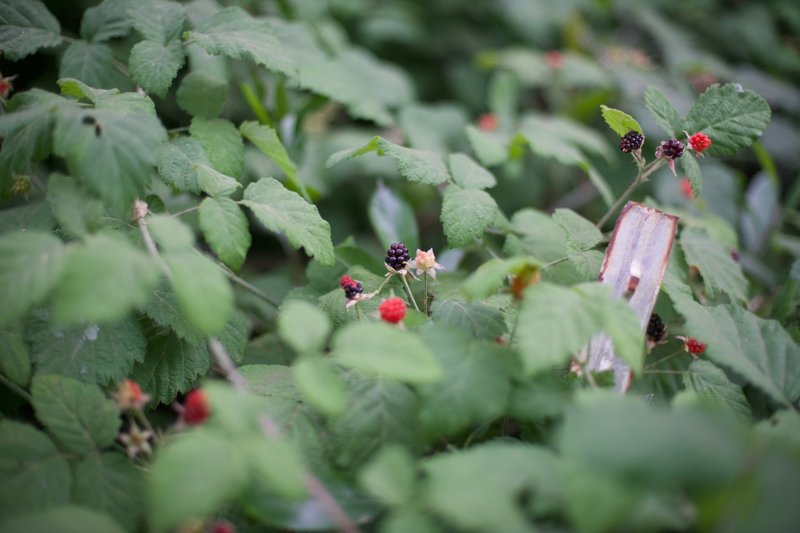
[
  {"left": 400, "top": 274, "right": 420, "bottom": 312},
  {"left": 541, "top": 256, "right": 569, "bottom": 269},
  {"left": 208, "top": 337, "right": 360, "bottom": 533},
  {"left": 171, "top": 205, "right": 200, "bottom": 217},
  {"left": 643, "top": 369, "right": 686, "bottom": 375},
  {"left": 595, "top": 159, "right": 665, "bottom": 229},
  {"left": 110, "top": 57, "right": 130, "bottom": 78},
  {"left": 0, "top": 374, "right": 32, "bottom": 403},
  {"left": 508, "top": 305, "right": 520, "bottom": 346},
  {"left": 354, "top": 304, "right": 362, "bottom": 322},
  {"left": 423, "top": 273, "right": 429, "bottom": 316},
  {"left": 646, "top": 349, "right": 685, "bottom": 370},
  {"left": 213, "top": 257, "right": 279, "bottom": 308},
  {"left": 583, "top": 365, "right": 599, "bottom": 389},
  {"left": 136, "top": 216, "right": 172, "bottom": 277}
]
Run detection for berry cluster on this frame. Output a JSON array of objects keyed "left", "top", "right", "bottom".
[
  {"left": 688, "top": 132, "right": 712, "bottom": 153},
  {"left": 379, "top": 297, "right": 407, "bottom": 324},
  {"left": 685, "top": 337, "right": 707, "bottom": 356},
  {"left": 385, "top": 242, "right": 410, "bottom": 270},
  {"left": 340, "top": 275, "right": 363, "bottom": 300},
  {"left": 646, "top": 313, "right": 666, "bottom": 342},
  {"left": 619, "top": 131, "right": 644, "bottom": 153},
  {"left": 183, "top": 389, "right": 210, "bottom": 425},
  {"left": 656, "top": 138, "right": 685, "bottom": 159}
]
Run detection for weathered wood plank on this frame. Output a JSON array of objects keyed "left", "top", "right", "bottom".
[{"left": 580, "top": 201, "right": 678, "bottom": 391}]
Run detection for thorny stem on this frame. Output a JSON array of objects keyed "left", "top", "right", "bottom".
[
  {"left": 136, "top": 215, "right": 172, "bottom": 278},
  {"left": 171, "top": 205, "right": 200, "bottom": 217},
  {"left": 423, "top": 273, "right": 429, "bottom": 316},
  {"left": 208, "top": 338, "right": 361, "bottom": 533},
  {"left": 400, "top": 274, "right": 420, "bottom": 312},
  {"left": 0, "top": 374, "right": 32, "bottom": 403},
  {"left": 595, "top": 159, "right": 666, "bottom": 229},
  {"left": 646, "top": 348, "right": 685, "bottom": 370}
]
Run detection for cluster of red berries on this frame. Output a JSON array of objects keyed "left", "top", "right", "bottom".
[
  {"left": 339, "top": 275, "right": 363, "bottom": 300},
  {"left": 385, "top": 242, "right": 410, "bottom": 270},
  {"left": 183, "top": 389, "right": 210, "bottom": 425},
  {"left": 685, "top": 338, "right": 707, "bottom": 356},
  {"left": 688, "top": 132, "right": 712, "bottom": 152},
  {"left": 378, "top": 297, "right": 407, "bottom": 324}
]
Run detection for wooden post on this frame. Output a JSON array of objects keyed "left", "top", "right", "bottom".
[{"left": 581, "top": 202, "right": 678, "bottom": 391}]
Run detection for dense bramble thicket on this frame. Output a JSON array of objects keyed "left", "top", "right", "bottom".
[{"left": 1, "top": 0, "right": 799, "bottom": 532}]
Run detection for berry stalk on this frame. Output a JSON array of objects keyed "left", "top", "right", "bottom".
[
  {"left": 595, "top": 158, "right": 666, "bottom": 229},
  {"left": 400, "top": 274, "right": 420, "bottom": 312}
]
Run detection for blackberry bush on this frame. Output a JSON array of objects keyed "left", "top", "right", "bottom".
[{"left": 619, "top": 131, "right": 645, "bottom": 153}]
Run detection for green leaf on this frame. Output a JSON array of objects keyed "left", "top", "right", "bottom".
[
  {"left": 644, "top": 86, "right": 683, "bottom": 136},
  {"left": 157, "top": 136, "right": 208, "bottom": 193},
  {"left": 186, "top": 7, "right": 297, "bottom": 80},
  {"left": 129, "top": 39, "right": 185, "bottom": 98},
  {"left": 296, "top": 47, "right": 413, "bottom": 126},
  {"left": 0, "top": 420, "right": 71, "bottom": 520},
  {"left": 0, "top": 506, "right": 125, "bottom": 533},
  {"left": 0, "top": 201, "right": 55, "bottom": 236},
  {"left": 683, "top": 360, "right": 751, "bottom": 422},
  {"left": 448, "top": 153, "right": 497, "bottom": 189},
  {"left": 465, "top": 125, "right": 507, "bottom": 167},
  {"left": 517, "top": 282, "right": 644, "bottom": 376},
  {"left": 326, "top": 136, "right": 449, "bottom": 186},
  {"left": 430, "top": 299, "right": 506, "bottom": 340},
  {"left": 198, "top": 197, "right": 250, "bottom": 271},
  {"left": 519, "top": 114, "right": 610, "bottom": 164},
  {"left": 31, "top": 374, "right": 120, "bottom": 454},
  {"left": 131, "top": 328, "right": 208, "bottom": 404},
  {"left": 368, "top": 182, "right": 419, "bottom": 252},
  {"left": 553, "top": 208, "right": 603, "bottom": 250},
  {"left": 176, "top": 71, "right": 227, "bottom": 118},
  {"left": 292, "top": 357, "right": 346, "bottom": 418},
  {"left": 195, "top": 163, "right": 241, "bottom": 197},
  {"left": 681, "top": 152, "right": 703, "bottom": 197},
  {"left": 28, "top": 313, "right": 146, "bottom": 385},
  {"left": 53, "top": 106, "right": 167, "bottom": 212},
  {"left": 599, "top": 105, "right": 643, "bottom": 136},
  {"left": 278, "top": 300, "right": 331, "bottom": 354},
  {"left": 0, "top": 231, "right": 65, "bottom": 327},
  {"left": 128, "top": 0, "right": 185, "bottom": 45},
  {"left": 329, "top": 371, "right": 422, "bottom": 468},
  {"left": 0, "top": 98, "right": 56, "bottom": 187},
  {"left": 240, "top": 120, "right": 301, "bottom": 187},
  {"left": 53, "top": 234, "right": 161, "bottom": 326},
  {"left": 462, "top": 256, "right": 540, "bottom": 300},
  {"left": 189, "top": 117, "right": 244, "bottom": 178},
  {"left": 680, "top": 227, "right": 747, "bottom": 303},
  {"left": 685, "top": 83, "right": 772, "bottom": 156},
  {"left": 358, "top": 445, "right": 416, "bottom": 506},
  {"left": 422, "top": 442, "right": 561, "bottom": 532},
  {"left": 332, "top": 322, "right": 443, "bottom": 384},
  {"left": 672, "top": 301, "right": 800, "bottom": 407},
  {"left": 73, "top": 453, "right": 144, "bottom": 532},
  {"left": 80, "top": 0, "right": 134, "bottom": 43},
  {"left": 59, "top": 41, "right": 116, "bottom": 89},
  {"left": 47, "top": 173, "right": 103, "bottom": 237},
  {"left": 147, "top": 214, "right": 194, "bottom": 251},
  {"left": 164, "top": 249, "right": 233, "bottom": 336},
  {"left": 150, "top": 429, "right": 248, "bottom": 531},
  {"left": 0, "top": 324, "right": 30, "bottom": 386},
  {"left": 241, "top": 177, "right": 335, "bottom": 265},
  {"left": 417, "top": 327, "right": 512, "bottom": 438},
  {"left": 0, "top": 0, "right": 61, "bottom": 60},
  {"left": 57, "top": 80, "right": 156, "bottom": 114},
  {"left": 441, "top": 185, "right": 499, "bottom": 248}
]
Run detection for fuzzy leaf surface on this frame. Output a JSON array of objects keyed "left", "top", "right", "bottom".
[
  {"left": 680, "top": 227, "right": 747, "bottom": 303},
  {"left": 198, "top": 197, "right": 251, "bottom": 271},
  {"left": 0, "top": 0, "right": 61, "bottom": 60},
  {"left": 441, "top": 186, "right": 499, "bottom": 248},
  {"left": 684, "top": 360, "right": 751, "bottom": 422},
  {"left": 241, "top": 178, "right": 334, "bottom": 265},
  {"left": 129, "top": 39, "right": 185, "bottom": 98}
]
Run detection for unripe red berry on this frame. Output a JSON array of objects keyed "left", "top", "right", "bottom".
[
  {"left": 378, "top": 297, "right": 407, "bottom": 324},
  {"left": 183, "top": 389, "right": 210, "bottom": 425},
  {"left": 478, "top": 113, "right": 497, "bottom": 132},
  {"left": 685, "top": 337, "right": 706, "bottom": 356},
  {"left": 688, "top": 132, "right": 712, "bottom": 153},
  {"left": 679, "top": 178, "right": 694, "bottom": 199}
]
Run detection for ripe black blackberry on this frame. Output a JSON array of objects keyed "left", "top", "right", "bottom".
[
  {"left": 656, "top": 138, "right": 685, "bottom": 159},
  {"left": 385, "top": 242, "right": 410, "bottom": 270},
  {"left": 619, "top": 131, "right": 644, "bottom": 153},
  {"left": 344, "top": 282, "right": 363, "bottom": 300},
  {"left": 647, "top": 313, "right": 666, "bottom": 342}
]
